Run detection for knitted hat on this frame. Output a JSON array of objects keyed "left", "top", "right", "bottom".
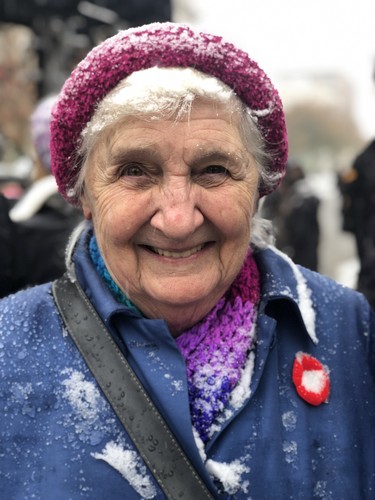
[
  {"left": 50, "top": 22, "right": 288, "bottom": 205},
  {"left": 30, "top": 94, "right": 57, "bottom": 171}
]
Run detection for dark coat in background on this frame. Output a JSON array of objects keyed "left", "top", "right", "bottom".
[
  {"left": 0, "top": 181, "right": 81, "bottom": 298},
  {"left": 339, "top": 139, "right": 375, "bottom": 308},
  {"left": 261, "top": 162, "right": 320, "bottom": 272}
]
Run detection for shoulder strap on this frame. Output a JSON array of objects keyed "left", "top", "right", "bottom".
[{"left": 52, "top": 274, "right": 215, "bottom": 500}]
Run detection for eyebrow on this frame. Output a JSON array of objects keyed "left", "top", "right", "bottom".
[
  {"left": 188, "top": 148, "right": 248, "bottom": 167},
  {"left": 108, "top": 143, "right": 248, "bottom": 169},
  {"left": 109, "top": 145, "right": 163, "bottom": 166}
]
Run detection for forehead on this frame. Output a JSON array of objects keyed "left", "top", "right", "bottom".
[{"left": 104, "top": 100, "right": 246, "bottom": 155}]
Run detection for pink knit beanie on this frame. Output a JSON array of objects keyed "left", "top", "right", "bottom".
[{"left": 50, "top": 22, "right": 288, "bottom": 205}]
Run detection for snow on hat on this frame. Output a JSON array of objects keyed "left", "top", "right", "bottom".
[
  {"left": 50, "top": 22, "right": 288, "bottom": 205},
  {"left": 30, "top": 94, "right": 57, "bottom": 171}
]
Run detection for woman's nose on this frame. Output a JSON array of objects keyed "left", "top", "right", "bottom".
[{"left": 150, "top": 180, "right": 204, "bottom": 239}]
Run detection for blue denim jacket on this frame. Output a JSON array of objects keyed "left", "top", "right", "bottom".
[{"left": 0, "top": 227, "right": 374, "bottom": 499}]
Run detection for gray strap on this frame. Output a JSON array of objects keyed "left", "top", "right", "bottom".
[{"left": 52, "top": 274, "right": 215, "bottom": 500}]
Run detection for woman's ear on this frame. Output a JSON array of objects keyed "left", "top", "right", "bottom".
[{"left": 80, "top": 193, "right": 93, "bottom": 220}]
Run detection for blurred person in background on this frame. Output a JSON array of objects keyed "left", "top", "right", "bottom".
[
  {"left": 261, "top": 160, "right": 320, "bottom": 271},
  {"left": 0, "top": 22, "right": 373, "bottom": 499},
  {"left": 338, "top": 139, "right": 375, "bottom": 308},
  {"left": 0, "top": 131, "right": 26, "bottom": 200},
  {"left": 0, "top": 94, "right": 82, "bottom": 298}
]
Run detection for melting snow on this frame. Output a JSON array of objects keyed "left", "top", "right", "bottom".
[
  {"left": 314, "top": 480, "right": 333, "bottom": 499},
  {"left": 282, "top": 411, "right": 297, "bottom": 431},
  {"left": 204, "top": 348, "right": 256, "bottom": 440},
  {"left": 302, "top": 370, "right": 326, "bottom": 393},
  {"left": 171, "top": 379, "right": 183, "bottom": 392},
  {"left": 10, "top": 382, "right": 32, "bottom": 402},
  {"left": 271, "top": 246, "right": 317, "bottom": 343},
  {"left": 283, "top": 440, "right": 298, "bottom": 465},
  {"left": 62, "top": 370, "right": 101, "bottom": 422},
  {"left": 230, "top": 350, "right": 255, "bottom": 409},
  {"left": 192, "top": 427, "right": 207, "bottom": 463},
  {"left": 92, "top": 441, "right": 157, "bottom": 499},
  {"left": 206, "top": 458, "right": 250, "bottom": 495},
  {"left": 10, "top": 382, "right": 36, "bottom": 418},
  {"left": 60, "top": 368, "right": 117, "bottom": 445},
  {"left": 203, "top": 346, "right": 256, "bottom": 441}
]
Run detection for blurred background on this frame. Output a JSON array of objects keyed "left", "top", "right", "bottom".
[{"left": 1, "top": 0, "right": 374, "bottom": 294}]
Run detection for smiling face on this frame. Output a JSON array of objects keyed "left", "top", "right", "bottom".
[{"left": 81, "top": 100, "right": 260, "bottom": 335}]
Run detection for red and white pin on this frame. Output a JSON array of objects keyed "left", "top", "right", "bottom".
[{"left": 292, "top": 352, "right": 330, "bottom": 406}]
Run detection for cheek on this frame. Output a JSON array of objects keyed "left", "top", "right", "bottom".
[
  {"left": 87, "top": 180, "right": 124, "bottom": 220},
  {"left": 236, "top": 176, "right": 259, "bottom": 221},
  {"left": 93, "top": 189, "right": 152, "bottom": 246},
  {"left": 84, "top": 187, "right": 123, "bottom": 240},
  {"left": 95, "top": 209, "right": 134, "bottom": 247},
  {"left": 215, "top": 182, "right": 257, "bottom": 233}
]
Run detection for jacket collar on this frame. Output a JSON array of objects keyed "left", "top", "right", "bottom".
[{"left": 255, "top": 245, "right": 318, "bottom": 345}]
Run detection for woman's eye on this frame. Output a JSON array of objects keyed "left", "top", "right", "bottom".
[
  {"left": 204, "top": 165, "right": 228, "bottom": 175},
  {"left": 122, "top": 164, "right": 144, "bottom": 176},
  {"left": 194, "top": 164, "right": 230, "bottom": 188}
]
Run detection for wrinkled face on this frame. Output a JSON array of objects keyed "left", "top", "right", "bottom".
[{"left": 81, "top": 101, "right": 260, "bottom": 334}]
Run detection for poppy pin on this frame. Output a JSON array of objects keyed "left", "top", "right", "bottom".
[{"left": 292, "top": 351, "right": 330, "bottom": 406}]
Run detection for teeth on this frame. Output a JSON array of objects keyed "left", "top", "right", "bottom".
[{"left": 152, "top": 244, "right": 204, "bottom": 258}]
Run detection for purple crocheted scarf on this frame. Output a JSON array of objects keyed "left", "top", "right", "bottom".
[{"left": 175, "top": 251, "right": 260, "bottom": 443}]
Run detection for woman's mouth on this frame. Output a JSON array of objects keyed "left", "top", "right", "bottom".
[{"left": 146, "top": 243, "right": 206, "bottom": 258}]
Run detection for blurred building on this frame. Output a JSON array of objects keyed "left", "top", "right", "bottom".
[
  {"left": 280, "top": 73, "right": 353, "bottom": 110},
  {"left": 278, "top": 73, "right": 364, "bottom": 174}
]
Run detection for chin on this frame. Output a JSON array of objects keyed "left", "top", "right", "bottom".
[{"left": 150, "top": 282, "right": 222, "bottom": 311}]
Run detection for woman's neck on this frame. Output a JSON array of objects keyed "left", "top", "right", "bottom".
[{"left": 132, "top": 294, "right": 225, "bottom": 337}]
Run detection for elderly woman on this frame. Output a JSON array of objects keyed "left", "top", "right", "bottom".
[{"left": 0, "top": 23, "right": 374, "bottom": 499}]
